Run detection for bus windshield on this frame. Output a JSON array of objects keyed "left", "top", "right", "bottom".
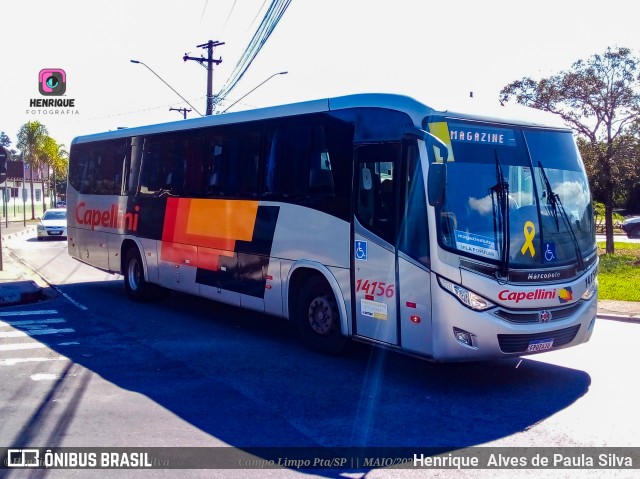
[{"left": 431, "top": 120, "right": 595, "bottom": 269}]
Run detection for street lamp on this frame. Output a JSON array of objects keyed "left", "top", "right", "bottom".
[
  {"left": 130, "top": 60, "right": 202, "bottom": 117},
  {"left": 219, "top": 71, "right": 288, "bottom": 114}
]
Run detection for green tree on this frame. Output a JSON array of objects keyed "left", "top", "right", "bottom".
[
  {"left": 500, "top": 46, "right": 640, "bottom": 254},
  {"left": 40, "top": 136, "right": 68, "bottom": 207},
  {"left": 0, "top": 131, "right": 11, "bottom": 148},
  {"left": 620, "top": 120, "right": 640, "bottom": 211},
  {"left": 16, "top": 121, "right": 49, "bottom": 219},
  {"left": 578, "top": 132, "right": 638, "bottom": 208}
]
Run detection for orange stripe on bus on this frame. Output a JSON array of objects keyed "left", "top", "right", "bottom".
[
  {"left": 161, "top": 198, "right": 261, "bottom": 266},
  {"left": 185, "top": 199, "right": 258, "bottom": 241},
  {"left": 161, "top": 197, "right": 187, "bottom": 243},
  {"left": 160, "top": 241, "right": 197, "bottom": 265}
]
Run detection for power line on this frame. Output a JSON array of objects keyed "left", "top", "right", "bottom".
[
  {"left": 247, "top": 0, "right": 268, "bottom": 32},
  {"left": 214, "top": 0, "right": 292, "bottom": 108},
  {"left": 223, "top": 0, "right": 238, "bottom": 29},
  {"left": 199, "top": 0, "right": 209, "bottom": 24}
]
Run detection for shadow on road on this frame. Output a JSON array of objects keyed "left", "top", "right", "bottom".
[{"left": 5, "top": 280, "right": 592, "bottom": 476}]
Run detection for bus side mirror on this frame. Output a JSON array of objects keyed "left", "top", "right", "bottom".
[{"left": 427, "top": 162, "right": 446, "bottom": 207}]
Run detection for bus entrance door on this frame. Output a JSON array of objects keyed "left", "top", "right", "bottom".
[
  {"left": 352, "top": 146, "right": 400, "bottom": 345},
  {"left": 353, "top": 228, "right": 398, "bottom": 345}
]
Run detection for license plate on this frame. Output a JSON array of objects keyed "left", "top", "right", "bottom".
[
  {"left": 49, "top": 231, "right": 62, "bottom": 235},
  {"left": 527, "top": 338, "right": 554, "bottom": 352}
]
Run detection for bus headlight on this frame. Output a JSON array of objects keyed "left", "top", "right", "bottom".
[
  {"left": 581, "top": 279, "right": 598, "bottom": 300},
  {"left": 438, "top": 277, "right": 495, "bottom": 311}
]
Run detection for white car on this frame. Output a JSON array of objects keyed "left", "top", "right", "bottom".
[{"left": 37, "top": 208, "right": 67, "bottom": 240}]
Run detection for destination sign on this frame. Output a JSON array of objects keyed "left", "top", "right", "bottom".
[{"left": 448, "top": 123, "right": 516, "bottom": 146}]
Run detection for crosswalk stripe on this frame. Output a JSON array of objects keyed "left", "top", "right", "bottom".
[
  {"left": 0, "top": 328, "right": 75, "bottom": 339},
  {"left": 0, "top": 310, "right": 58, "bottom": 317},
  {"left": 0, "top": 357, "right": 68, "bottom": 366},
  {"left": 31, "top": 373, "right": 61, "bottom": 381},
  {"left": 0, "top": 343, "right": 49, "bottom": 352},
  {"left": 0, "top": 318, "right": 66, "bottom": 328}
]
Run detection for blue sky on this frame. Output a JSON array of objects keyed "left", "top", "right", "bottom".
[{"left": 2, "top": 0, "right": 639, "bottom": 150}]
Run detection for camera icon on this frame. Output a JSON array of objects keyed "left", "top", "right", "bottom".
[
  {"left": 39, "top": 68, "right": 66, "bottom": 96},
  {"left": 7, "top": 449, "right": 40, "bottom": 467}
]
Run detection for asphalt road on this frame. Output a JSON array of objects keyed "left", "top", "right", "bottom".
[{"left": 1, "top": 234, "right": 639, "bottom": 478}]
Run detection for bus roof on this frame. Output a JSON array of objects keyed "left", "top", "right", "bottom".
[{"left": 71, "top": 93, "right": 569, "bottom": 145}]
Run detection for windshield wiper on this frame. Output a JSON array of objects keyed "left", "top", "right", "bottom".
[
  {"left": 490, "top": 150, "right": 510, "bottom": 279},
  {"left": 537, "top": 161, "right": 585, "bottom": 271}
]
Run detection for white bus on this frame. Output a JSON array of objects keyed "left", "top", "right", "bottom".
[{"left": 67, "top": 93, "right": 598, "bottom": 361}]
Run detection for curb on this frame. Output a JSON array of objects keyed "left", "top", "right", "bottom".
[
  {"left": 597, "top": 313, "right": 640, "bottom": 323},
  {"left": 0, "top": 280, "right": 44, "bottom": 306},
  {"left": 1, "top": 227, "right": 37, "bottom": 243}
]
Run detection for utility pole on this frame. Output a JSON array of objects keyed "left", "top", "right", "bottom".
[
  {"left": 169, "top": 107, "right": 192, "bottom": 119},
  {"left": 183, "top": 40, "right": 224, "bottom": 115}
]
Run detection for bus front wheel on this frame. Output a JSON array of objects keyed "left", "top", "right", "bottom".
[
  {"left": 124, "top": 248, "right": 165, "bottom": 301},
  {"left": 295, "top": 276, "right": 347, "bottom": 355}
]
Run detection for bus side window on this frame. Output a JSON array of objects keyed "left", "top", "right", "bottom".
[
  {"left": 139, "top": 136, "right": 185, "bottom": 196},
  {"left": 97, "top": 141, "right": 128, "bottom": 195},
  {"left": 264, "top": 122, "right": 311, "bottom": 197},
  {"left": 398, "top": 142, "right": 429, "bottom": 266},
  {"left": 264, "top": 119, "right": 339, "bottom": 198},
  {"left": 183, "top": 136, "right": 205, "bottom": 196},
  {"left": 237, "top": 130, "right": 261, "bottom": 197},
  {"left": 71, "top": 144, "right": 95, "bottom": 194},
  {"left": 204, "top": 134, "right": 225, "bottom": 196},
  {"left": 139, "top": 140, "right": 162, "bottom": 195},
  {"left": 355, "top": 143, "right": 400, "bottom": 244}
]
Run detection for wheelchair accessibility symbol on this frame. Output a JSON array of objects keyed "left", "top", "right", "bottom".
[
  {"left": 544, "top": 242, "right": 556, "bottom": 262},
  {"left": 355, "top": 240, "right": 368, "bottom": 261}
]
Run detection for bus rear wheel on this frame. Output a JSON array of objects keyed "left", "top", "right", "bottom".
[
  {"left": 124, "top": 248, "right": 165, "bottom": 301},
  {"left": 295, "top": 276, "right": 347, "bottom": 355}
]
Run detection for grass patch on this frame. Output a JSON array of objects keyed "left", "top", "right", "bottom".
[{"left": 597, "top": 242, "right": 640, "bottom": 301}]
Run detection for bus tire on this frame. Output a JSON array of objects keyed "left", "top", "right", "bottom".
[
  {"left": 123, "top": 247, "right": 165, "bottom": 301},
  {"left": 295, "top": 276, "right": 347, "bottom": 355}
]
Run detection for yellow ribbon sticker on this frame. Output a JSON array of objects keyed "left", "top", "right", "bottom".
[{"left": 520, "top": 221, "right": 536, "bottom": 257}]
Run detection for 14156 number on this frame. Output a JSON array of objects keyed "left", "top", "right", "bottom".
[{"left": 356, "top": 279, "right": 395, "bottom": 298}]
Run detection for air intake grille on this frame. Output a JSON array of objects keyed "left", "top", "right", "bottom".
[
  {"left": 494, "top": 302, "right": 582, "bottom": 324},
  {"left": 497, "top": 325, "right": 580, "bottom": 353}
]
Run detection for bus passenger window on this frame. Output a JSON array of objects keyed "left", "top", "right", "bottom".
[
  {"left": 356, "top": 143, "right": 400, "bottom": 244},
  {"left": 69, "top": 140, "right": 129, "bottom": 196},
  {"left": 140, "top": 138, "right": 184, "bottom": 196},
  {"left": 237, "top": 130, "right": 261, "bottom": 196},
  {"left": 264, "top": 120, "right": 336, "bottom": 198},
  {"left": 183, "top": 136, "right": 205, "bottom": 196},
  {"left": 264, "top": 125, "right": 309, "bottom": 196},
  {"left": 399, "top": 142, "right": 429, "bottom": 266}
]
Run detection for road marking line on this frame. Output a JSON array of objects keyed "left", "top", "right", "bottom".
[
  {"left": 0, "top": 328, "right": 75, "bottom": 338},
  {"left": 31, "top": 373, "right": 61, "bottom": 381},
  {"left": 0, "top": 310, "right": 58, "bottom": 317},
  {"left": 0, "top": 318, "right": 66, "bottom": 327},
  {"left": 0, "top": 343, "right": 48, "bottom": 351},
  {"left": 51, "top": 285, "right": 88, "bottom": 311},
  {"left": 0, "top": 357, "right": 68, "bottom": 366},
  {"left": 58, "top": 342, "right": 80, "bottom": 346}
]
